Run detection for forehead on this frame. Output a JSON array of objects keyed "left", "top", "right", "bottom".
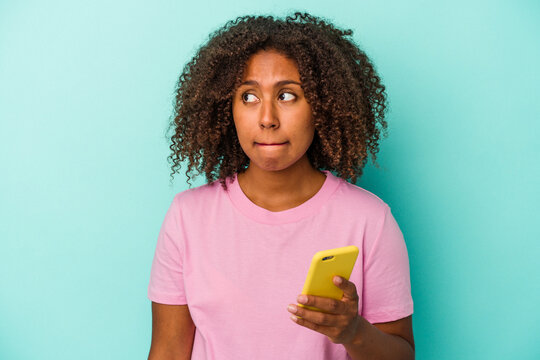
[{"left": 241, "top": 49, "right": 300, "bottom": 81}]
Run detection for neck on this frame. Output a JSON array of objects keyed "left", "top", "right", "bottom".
[{"left": 236, "top": 156, "right": 327, "bottom": 211}]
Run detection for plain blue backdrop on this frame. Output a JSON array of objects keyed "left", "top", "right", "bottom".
[{"left": 1, "top": 0, "right": 539, "bottom": 359}]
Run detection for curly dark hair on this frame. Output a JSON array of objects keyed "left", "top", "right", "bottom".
[{"left": 166, "top": 12, "right": 389, "bottom": 190}]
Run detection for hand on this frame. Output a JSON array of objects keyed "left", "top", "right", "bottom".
[{"left": 287, "top": 276, "right": 361, "bottom": 345}]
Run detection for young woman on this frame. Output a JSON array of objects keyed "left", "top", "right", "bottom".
[{"left": 148, "top": 12, "right": 414, "bottom": 360}]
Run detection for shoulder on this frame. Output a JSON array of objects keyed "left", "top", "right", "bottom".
[
  {"left": 174, "top": 180, "right": 224, "bottom": 203},
  {"left": 331, "top": 176, "right": 390, "bottom": 218},
  {"left": 171, "top": 178, "right": 225, "bottom": 210}
]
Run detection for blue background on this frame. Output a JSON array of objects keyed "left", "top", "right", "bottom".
[{"left": 1, "top": 0, "right": 539, "bottom": 359}]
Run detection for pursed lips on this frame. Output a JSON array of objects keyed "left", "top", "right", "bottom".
[{"left": 255, "top": 142, "right": 288, "bottom": 146}]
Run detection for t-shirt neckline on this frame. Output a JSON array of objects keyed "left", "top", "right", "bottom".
[{"left": 225, "top": 170, "right": 341, "bottom": 224}]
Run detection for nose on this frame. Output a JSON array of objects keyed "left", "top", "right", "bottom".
[{"left": 259, "top": 99, "right": 279, "bottom": 129}]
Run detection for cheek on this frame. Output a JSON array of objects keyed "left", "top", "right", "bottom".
[
  {"left": 304, "top": 128, "right": 316, "bottom": 147},
  {"left": 232, "top": 116, "right": 251, "bottom": 149},
  {"left": 231, "top": 107, "right": 244, "bottom": 135},
  {"left": 231, "top": 98, "right": 244, "bottom": 130},
  {"left": 299, "top": 112, "right": 315, "bottom": 141}
]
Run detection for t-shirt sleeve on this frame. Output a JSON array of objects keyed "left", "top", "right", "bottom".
[
  {"left": 361, "top": 205, "right": 414, "bottom": 323},
  {"left": 147, "top": 195, "right": 187, "bottom": 305}
]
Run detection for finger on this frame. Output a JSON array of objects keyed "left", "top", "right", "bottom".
[
  {"left": 332, "top": 276, "right": 359, "bottom": 302},
  {"left": 296, "top": 294, "right": 347, "bottom": 315},
  {"left": 288, "top": 303, "right": 347, "bottom": 327},
  {"left": 289, "top": 313, "right": 340, "bottom": 339}
]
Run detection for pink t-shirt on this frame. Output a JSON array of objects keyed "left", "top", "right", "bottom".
[{"left": 148, "top": 170, "right": 413, "bottom": 359}]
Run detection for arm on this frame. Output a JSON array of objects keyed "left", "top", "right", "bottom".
[
  {"left": 288, "top": 276, "right": 414, "bottom": 360},
  {"left": 148, "top": 302, "right": 196, "bottom": 360},
  {"left": 343, "top": 315, "right": 415, "bottom": 360}
]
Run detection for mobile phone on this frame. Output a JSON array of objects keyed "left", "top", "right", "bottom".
[{"left": 298, "top": 245, "right": 359, "bottom": 312}]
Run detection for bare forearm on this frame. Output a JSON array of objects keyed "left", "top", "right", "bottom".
[{"left": 343, "top": 316, "right": 415, "bottom": 360}]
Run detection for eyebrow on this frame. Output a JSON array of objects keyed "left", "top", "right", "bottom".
[{"left": 239, "top": 80, "right": 302, "bottom": 87}]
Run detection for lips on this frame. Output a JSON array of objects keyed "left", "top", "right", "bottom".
[{"left": 256, "top": 142, "right": 288, "bottom": 145}]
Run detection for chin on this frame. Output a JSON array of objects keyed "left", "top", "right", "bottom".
[
  {"left": 253, "top": 157, "right": 308, "bottom": 173},
  {"left": 258, "top": 164, "right": 289, "bottom": 172}
]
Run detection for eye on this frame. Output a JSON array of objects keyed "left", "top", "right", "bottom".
[
  {"left": 242, "top": 93, "right": 258, "bottom": 103},
  {"left": 279, "top": 92, "right": 296, "bottom": 101}
]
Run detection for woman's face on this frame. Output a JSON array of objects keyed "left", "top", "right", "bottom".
[{"left": 232, "top": 49, "right": 315, "bottom": 172}]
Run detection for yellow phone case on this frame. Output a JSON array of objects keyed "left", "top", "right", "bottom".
[{"left": 298, "top": 245, "right": 359, "bottom": 312}]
